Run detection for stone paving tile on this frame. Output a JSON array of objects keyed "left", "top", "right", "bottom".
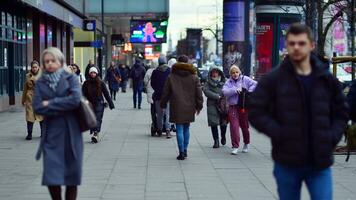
[{"left": 0, "top": 91, "right": 355, "bottom": 200}]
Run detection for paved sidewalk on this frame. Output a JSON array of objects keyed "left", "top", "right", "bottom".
[{"left": 0, "top": 91, "right": 355, "bottom": 200}]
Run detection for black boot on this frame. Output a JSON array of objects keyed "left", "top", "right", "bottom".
[
  {"left": 184, "top": 150, "right": 188, "bottom": 158},
  {"left": 213, "top": 140, "right": 220, "bottom": 148},
  {"left": 157, "top": 130, "right": 162, "bottom": 137},
  {"left": 25, "top": 133, "right": 32, "bottom": 140},
  {"left": 221, "top": 136, "right": 226, "bottom": 146},
  {"left": 177, "top": 152, "right": 185, "bottom": 160}
]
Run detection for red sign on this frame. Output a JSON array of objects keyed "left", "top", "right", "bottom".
[{"left": 256, "top": 22, "right": 274, "bottom": 77}]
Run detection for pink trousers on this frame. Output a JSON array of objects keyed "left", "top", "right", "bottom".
[{"left": 228, "top": 106, "right": 250, "bottom": 148}]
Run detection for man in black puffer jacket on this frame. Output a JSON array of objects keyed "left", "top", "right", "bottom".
[{"left": 249, "top": 24, "right": 349, "bottom": 200}]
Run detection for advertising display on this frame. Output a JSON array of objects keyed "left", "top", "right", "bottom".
[
  {"left": 223, "top": 0, "right": 246, "bottom": 76},
  {"left": 256, "top": 22, "right": 273, "bottom": 77},
  {"left": 279, "top": 23, "right": 289, "bottom": 62},
  {"left": 186, "top": 29, "right": 202, "bottom": 65},
  {"left": 130, "top": 20, "right": 168, "bottom": 43}
]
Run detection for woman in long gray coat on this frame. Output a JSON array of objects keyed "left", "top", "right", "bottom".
[
  {"left": 203, "top": 67, "right": 227, "bottom": 148},
  {"left": 33, "top": 47, "right": 83, "bottom": 200}
]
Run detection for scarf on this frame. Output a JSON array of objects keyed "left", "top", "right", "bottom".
[{"left": 42, "top": 68, "right": 64, "bottom": 91}]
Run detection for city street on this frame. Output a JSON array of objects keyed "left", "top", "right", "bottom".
[{"left": 0, "top": 91, "right": 355, "bottom": 200}]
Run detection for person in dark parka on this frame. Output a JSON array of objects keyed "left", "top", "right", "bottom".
[
  {"left": 248, "top": 24, "right": 349, "bottom": 200},
  {"left": 203, "top": 67, "right": 227, "bottom": 148},
  {"left": 119, "top": 64, "right": 130, "bottom": 93},
  {"left": 130, "top": 59, "right": 146, "bottom": 109},
  {"left": 83, "top": 67, "right": 115, "bottom": 143},
  {"left": 347, "top": 80, "right": 356, "bottom": 122},
  {"left": 33, "top": 47, "right": 83, "bottom": 200},
  {"left": 105, "top": 61, "right": 121, "bottom": 100},
  {"left": 160, "top": 55, "right": 204, "bottom": 160},
  {"left": 151, "top": 55, "right": 172, "bottom": 138}
]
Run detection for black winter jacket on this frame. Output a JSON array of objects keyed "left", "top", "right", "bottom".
[{"left": 248, "top": 55, "right": 349, "bottom": 169}]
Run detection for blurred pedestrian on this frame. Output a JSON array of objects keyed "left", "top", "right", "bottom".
[
  {"left": 151, "top": 55, "right": 172, "bottom": 138},
  {"left": 105, "top": 61, "right": 121, "bottom": 101},
  {"left": 347, "top": 80, "right": 356, "bottom": 122},
  {"left": 71, "top": 63, "right": 85, "bottom": 84},
  {"left": 130, "top": 58, "right": 146, "bottom": 109},
  {"left": 144, "top": 58, "right": 158, "bottom": 136},
  {"left": 222, "top": 65, "right": 257, "bottom": 155},
  {"left": 83, "top": 67, "right": 114, "bottom": 143},
  {"left": 248, "top": 24, "right": 349, "bottom": 200},
  {"left": 84, "top": 59, "right": 95, "bottom": 79},
  {"left": 161, "top": 55, "right": 203, "bottom": 160},
  {"left": 22, "top": 60, "right": 43, "bottom": 140},
  {"left": 119, "top": 64, "right": 129, "bottom": 93},
  {"left": 33, "top": 47, "right": 83, "bottom": 200},
  {"left": 203, "top": 67, "right": 227, "bottom": 148}
]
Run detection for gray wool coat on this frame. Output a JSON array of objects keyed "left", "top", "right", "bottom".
[
  {"left": 33, "top": 70, "right": 83, "bottom": 186},
  {"left": 203, "top": 67, "right": 227, "bottom": 127}
]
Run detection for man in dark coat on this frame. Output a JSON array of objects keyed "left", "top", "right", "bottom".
[
  {"left": 130, "top": 59, "right": 146, "bottom": 109},
  {"left": 347, "top": 80, "right": 356, "bottom": 122},
  {"left": 84, "top": 59, "right": 95, "bottom": 79},
  {"left": 151, "top": 55, "right": 171, "bottom": 138},
  {"left": 119, "top": 64, "right": 130, "bottom": 93},
  {"left": 248, "top": 24, "right": 349, "bottom": 200},
  {"left": 160, "top": 55, "right": 204, "bottom": 160}
]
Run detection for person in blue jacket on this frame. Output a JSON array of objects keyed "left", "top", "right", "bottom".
[
  {"left": 33, "top": 47, "right": 83, "bottom": 200},
  {"left": 130, "top": 58, "right": 146, "bottom": 109}
]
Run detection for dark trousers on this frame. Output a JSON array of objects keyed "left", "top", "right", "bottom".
[
  {"left": 27, "top": 121, "right": 43, "bottom": 135},
  {"left": 133, "top": 84, "right": 143, "bottom": 107},
  {"left": 211, "top": 125, "right": 227, "bottom": 141},
  {"left": 110, "top": 89, "right": 117, "bottom": 100},
  {"left": 91, "top": 103, "right": 105, "bottom": 133},
  {"left": 150, "top": 103, "right": 157, "bottom": 129},
  {"left": 120, "top": 81, "right": 127, "bottom": 92}
]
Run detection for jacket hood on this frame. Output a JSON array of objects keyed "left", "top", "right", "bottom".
[
  {"left": 172, "top": 62, "right": 196, "bottom": 76},
  {"left": 281, "top": 53, "right": 330, "bottom": 77},
  {"left": 157, "top": 64, "right": 169, "bottom": 72}
]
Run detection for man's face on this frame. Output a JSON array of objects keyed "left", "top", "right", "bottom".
[{"left": 286, "top": 33, "right": 315, "bottom": 63}]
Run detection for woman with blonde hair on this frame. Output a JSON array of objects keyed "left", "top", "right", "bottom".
[
  {"left": 222, "top": 65, "right": 257, "bottom": 155},
  {"left": 33, "top": 47, "right": 83, "bottom": 200},
  {"left": 22, "top": 60, "right": 43, "bottom": 140}
]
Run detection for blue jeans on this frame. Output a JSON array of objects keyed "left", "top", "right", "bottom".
[
  {"left": 273, "top": 162, "right": 332, "bottom": 200},
  {"left": 133, "top": 84, "right": 143, "bottom": 107},
  {"left": 176, "top": 123, "right": 190, "bottom": 153}
]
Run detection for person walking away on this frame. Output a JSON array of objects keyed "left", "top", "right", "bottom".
[
  {"left": 105, "top": 61, "right": 121, "bottom": 101},
  {"left": 83, "top": 67, "right": 115, "bottom": 143},
  {"left": 347, "top": 80, "right": 356, "bottom": 122},
  {"left": 203, "top": 67, "right": 227, "bottom": 148},
  {"left": 33, "top": 47, "right": 83, "bottom": 200},
  {"left": 160, "top": 55, "right": 203, "bottom": 160},
  {"left": 144, "top": 58, "right": 159, "bottom": 136},
  {"left": 84, "top": 59, "right": 95, "bottom": 79},
  {"left": 71, "top": 63, "right": 85, "bottom": 84},
  {"left": 248, "top": 24, "right": 349, "bottom": 200},
  {"left": 151, "top": 55, "right": 172, "bottom": 138},
  {"left": 222, "top": 65, "right": 257, "bottom": 155},
  {"left": 22, "top": 60, "right": 44, "bottom": 140},
  {"left": 119, "top": 64, "right": 129, "bottom": 93},
  {"left": 130, "top": 58, "right": 146, "bottom": 109}
]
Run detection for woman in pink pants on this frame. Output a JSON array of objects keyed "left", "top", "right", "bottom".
[{"left": 222, "top": 65, "right": 257, "bottom": 155}]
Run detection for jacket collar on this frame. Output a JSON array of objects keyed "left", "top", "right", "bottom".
[
  {"left": 281, "top": 53, "right": 330, "bottom": 78},
  {"left": 172, "top": 62, "right": 196, "bottom": 75}
]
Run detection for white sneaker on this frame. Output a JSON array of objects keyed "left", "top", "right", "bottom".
[
  {"left": 242, "top": 144, "right": 249, "bottom": 153},
  {"left": 231, "top": 148, "right": 239, "bottom": 155}
]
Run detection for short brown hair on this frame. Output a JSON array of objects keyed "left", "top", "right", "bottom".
[
  {"left": 177, "top": 55, "right": 189, "bottom": 63},
  {"left": 286, "top": 23, "right": 314, "bottom": 41}
]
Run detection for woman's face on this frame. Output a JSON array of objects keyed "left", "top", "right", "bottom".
[
  {"left": 90, "top": 72, "right": 97, "bottom": 78},
  {"left": 211, "top": 70, "right": 219, "bottom": 79},
  {"left": 230, "top": 68, "right": 241, "bottom": 80},
  {"left": 43, "top": 53, "right": 61, "bottom": 73},
  {"left": 31, "top": 64, "right": 39, "bottom": 74},
  {"left": 72, "top": 66, "right": 78, "bottom": 73}
]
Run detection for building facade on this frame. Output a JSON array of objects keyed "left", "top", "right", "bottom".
[{"left": 0, "top": 0, "right": 85, "bottom": 111}]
